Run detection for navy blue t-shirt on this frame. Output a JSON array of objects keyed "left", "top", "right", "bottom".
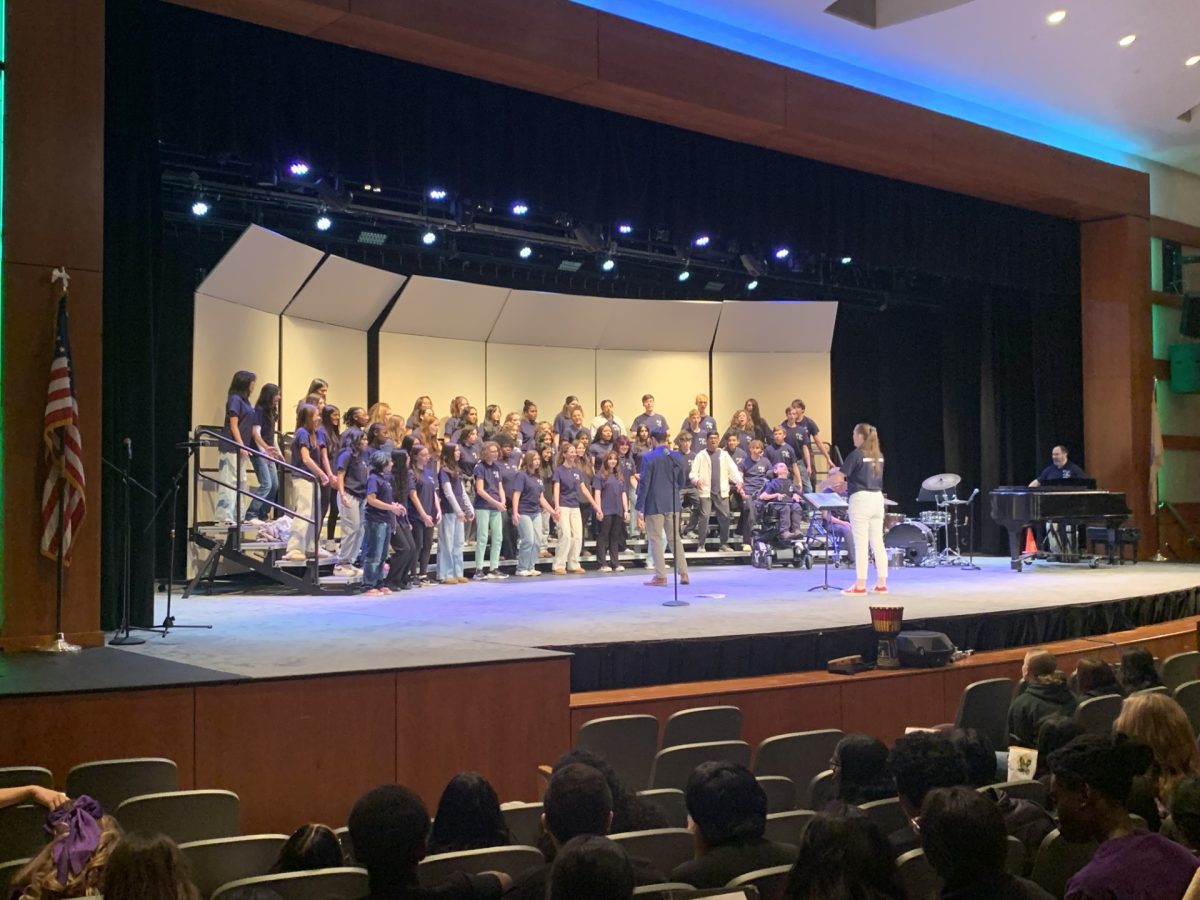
[
  {"left": 564, "top": 423, "right": 591, "bottom": 444},
  {"left": 554, "top": 465, "right": 584, "bottom": 508},
  {"left": 765, "top": 443, "right": 796, "bottom": 469},
  {"left": 336, "top": 447, "right": 369, "bottom": 497},
  {"left": 633, "top": 412, "right": 669, "bottom": 437},
  {"left": 251, "top": 406, "right": 276, "bottom": 452},
  {"left": 222, "top": 393, "right": 255, "bottom": 452},
  {"left": 841, "top": 448, "right": 884, "bottom": 494},
  {"left": 519, "top": 419, "right": 538, "bottom": 451},
  {"left": 594, "top": 472, "right": 626, "bottom": 515},
  {"left": 761, "top": 476, "right": 800, "bottom": 500},
  {"left": 408, "top": 466, "right": 438, "bottom": 522},
  {"left": 473, "top": 461, "right": 503, "bottom": 511},
  {"left": 685, "top": 415, "right": 719, "bottom": 439},
  {"left": 729, "top": 446, "right": 748, "bottom": 466},
  {"left": 439, "top": 468, "right": 467, "bottom": 511},
  {"left": 1037, "top": 461, "right": 1086, "bottom": 482},
  {"left": 365, "top": 472, "right": 396, "bottom": 526},
  {"left": 291, "top": 426, "right": 318, "bottom": 469},
  {"left": 617, "top": 452, "right": 637, "bottom": 483},
  {"left": 741, "top": 455, "right": 773, "bottom": 495},
  {"left": 513, "top": 471, "right": 545, "bottom": 516}
]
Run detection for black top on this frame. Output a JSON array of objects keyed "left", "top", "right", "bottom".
[
  {"left": 841, "top": 447, "right": 884, "bottom": 494},
  {"left": 1007, "top": 679, "right": 1078, "bottom": 748},
  {"left": 942, "top": 873, "right": 1054, "bottom": 900},
  {"left": 1036, "top": 461, "right": 1086, "bottom": 482},
  {"left": 506, "top": 855, "right": 664, "bottom": 900},
  {"left": 362, "top": 871, "right": 503, "bottom": 900},
  {"left": 669, "top": 838, "right": 798, "bottom": 889}
]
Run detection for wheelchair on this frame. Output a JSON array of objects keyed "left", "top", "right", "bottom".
[{"left": 750, "top": 500, "right": 815, "bottom": 570}]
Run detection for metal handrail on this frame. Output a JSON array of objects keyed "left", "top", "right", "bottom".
[{"left": 1161, "top": 501, "right": 1199, "bottom": 548}]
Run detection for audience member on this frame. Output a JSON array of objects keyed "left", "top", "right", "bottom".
[
  {"left": 1115, "top": 691, "right": 1200, "bottom": 828},
  {"left": 919, "top": 787, "right": 1051, "bottom": 900},
  {"left": 102, "top": 831, "right": 201, "bottom": 900},
  {"left": 1008, "top": 650, "right": 1077, "bottom": 748},
  {"left": 830, "top": 733, "right": 894, "bottom": 808},
  {"left": 427, "top": 773, "right": 511, "bottom": 855},
  {"left": 782, "top": 813, "right": 901, "bottom": 900},
  {"left": 9, "top": 796, "right": 121, "bottom": 900},
  {"left": 347, "top": 784, "right": 509, "bottom": 900},
  {"left": 508, "top": 764, "right": 663, "bottom": 900},
  {"left": 1050, "top": 734, "right": 1197, "bottom": 900},
  {"left": 887, "top": 731, "right": 969, "bottom": 855},
  {"left": 1169, "top": 774, "right": 1200, "bottom": 852},
  {"left": 671, "top": 761, "right": 797, "bottom": 888},
  {"left": 0, "top": 784, "right": 69, "bottom": 811},
  {"left": 1119, "top": 647, "right": 1162, "bottom": 694},
  {"left": 548, "top": 750, "right": 668, "bottom": 844},
  {"left": 270, "top": 823, "right": 344, "bottom": 873},
  {"left": 1034, "top": 716, "right": 1084, "bottom": 794},
  {"left": 547, "top": 835, "right": 634, "bottom": 900},
  {"left": 1071, "top": 658, "right": 1123, "bottom": 699}
]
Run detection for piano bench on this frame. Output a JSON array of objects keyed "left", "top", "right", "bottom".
[{"left": 1086, "top": 526, "right": 1141, "bottom": 565}]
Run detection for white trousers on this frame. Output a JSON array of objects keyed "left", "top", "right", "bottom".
[
  {"left": 554, "top": 507, "right": 583, "bottom": 570},
  {"left": 849, "top": 490, "right": 888, "bottom": 584},
  {"left": 286, "top": 481, "right": 317, "bottom": 556},
  {"left": 337, "top": 494, "right": 365, "bottom": 565}
]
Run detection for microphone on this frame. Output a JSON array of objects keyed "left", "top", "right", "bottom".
[{"left": 123, "top": 437, "right": 132, "bottom": 460}]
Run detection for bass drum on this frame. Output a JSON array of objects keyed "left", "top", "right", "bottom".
[{"left": 883, "top": 520, "right": 934, "bottom": 566}]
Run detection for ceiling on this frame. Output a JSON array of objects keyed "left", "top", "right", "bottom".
[{"left": 573, "top": 0, "right": 1200, "bottom": 174}]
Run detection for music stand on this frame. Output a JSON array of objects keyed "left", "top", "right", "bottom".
[{"left": 804, "top": 492, "right": 848, "bottom": 592}]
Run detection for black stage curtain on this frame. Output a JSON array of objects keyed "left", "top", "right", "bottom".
[{"left": 102, "top": 2, "right": 1083, "bottom": 586}]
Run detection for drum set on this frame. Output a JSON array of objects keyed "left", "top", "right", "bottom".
[{"left": 883, "top": 473, "right": 974, "bottom": 567}]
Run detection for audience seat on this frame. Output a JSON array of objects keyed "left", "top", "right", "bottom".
[
  {"left": 649, "top": 741, "right": 751, "bottom": 791},
  {"left": 0, "top": 857, "right": 30, "bottom": 898},
  {"left": 980, "top": 780, "right": 1048, "bottom": 809},
  {"left": 1162, "top": 652, "right": 1200, "bottom": 693},
  {"left": 65, "top": 757, "right": 178, "bottom": 814},
  {"left": 726, "top": 863, "right": 792, "bottom": 900},
  {"left": 116, "top": 790, "right": 240, "bottom": 844},
  {"left": 637, "top": 788, "right": 689, "bottom": 828},
  {"left": 501, "top": 801, "right": 544, "bottom": 847},
  {"left": 1030, "top": 829, "right": 1098, "bottom": 899},
  {"left": 753, "top": 729, "right": 844, "bottom": 809},
  {"left": 895, "top": 848, "right": 943, "bottom": 900},
  {"left": 1132, "top": 685, "right": 1169, "bottom": 696},
  {"left": 805, "top": 770, "right": 836, "bottom": 812},
  {"left": 1005, "top": 835, "right": 1025, "bottom": 877},
  {"left": 0, "top": 805, "right": 47, "bottom": 865},
  {"left": 0, "top": 767, "right": 53, "bottom": 791},
  {"left": 610, "top": 828, "right": 696, "bottom": 875},
  {"left": 1074, "top": 694, "right": 1124, "bottom": 736},
  {"left": 952, "top": 678, "right": 1014, "bottom": 750},
  {"left": 210, "top": 867, "right": 368, "bottom": 900},
  {"left": 755, "top": 776, "right": 796, "bottom": 814},
  {"left": 763, "top": 810, "right": 814, "bottom": 846},
  {"left": 661, "top": 707, "right": 742, "bottom": 749},
  {"left": 632, "top": 883, "right": 700, "bottom": 898},
  {"left": 577, "top": 714, "right": 661, "bottom": 791},
  {"left": 180, "top": 834, "right": 289, "bottom": 899},
  {"left": 1174, "top": 680, "right": 1200, "bottom": 735},
  {"left": 417, "top": 845, "right": 543, "bottom": 887},
  {"left": 858, "top": 797, "right": 908, "bottom": 837}
]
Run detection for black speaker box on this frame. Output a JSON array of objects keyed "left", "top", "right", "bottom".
[{"left": 896, "top": 630, "right": 955, "bottom": 668}]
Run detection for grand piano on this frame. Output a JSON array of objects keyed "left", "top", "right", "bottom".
[{"left": 989, "top": 483, "right": 1131, "bottom": 571}]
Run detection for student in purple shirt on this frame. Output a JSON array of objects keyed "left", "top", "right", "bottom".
[
  {"left": 792, "top": 399, "right": 832, "bottom": 489},
  {"left": 1050, "top": 733, "right": 1198, "bottom": 900},
  {"left": 437, "top": 443, "right": 473, "bottom": 584},
  {"left": 593, "top": 451, "right": 629, "bottom": 572},
  {"left": 216, "top": 369, "right": 256, "bottom": 525},
  {"left": 590, "top": 399, "right": 626, "bottom": 439},
  {"left": 737, "top": 441, "right": 774, "bottom": 548},
  {"left": 511, "top": 451, "right": 558, "bottom": 577},
  {"left": 319, "top": 404, "right": 342, "bottom": 542},
  {"left": 472, "top": 442, "right": 507, "bottom": 581},
  {"left": 552, "top": 396, "right": 579, "bottom": 445},
  {"left": 764, "top": 427, "right": 802, "bottom": 485},
  {"left": 691, "top": 393, "right": 718, "bottom": 438},
  {"left": 442, "top": 395, "right": 468, "bottom": 439},
  {"left": 362, "top": 452, "right": 404, "bottom": 595},
  {"left": 615, "top": 436, "right": 640, "bottom": 541},
  {"left": 589, "top": 424, "right": 616, "bottom": 468},
  {"left": 283, "top": 403, "right": 331, "bottom": 561},
  {"left": 246, "top": 382, "right": 283, "bottom": 523},
  {"left": 759, "top": 461, "right": 806, "bottom": 539},
  {"left": 335, "top": 429, "right": 370, "bottom": 575},
  {"left": 724, "top": 432, "right": 748, "bottom": 466},
  {"left": 552, "top": 443, "right": 598, "bottom": 575},
  {"left": 406, "top": 444, "right": 439, "bottom": 585},
  {"left": 723, "top": 410, "right": 755, "bottom": 455},
  {"left": 457, "top": 426, "right": 481, "bottom": 469},
  {"left": 674, "top": 431, "right": 700, "bottom": 536},
  {"left": 564, "top": 406, "right": 591, "bottom": 445},
  {"left": 631, "top": 394, "right": 668, "bottom": 438},
  {"left": 519, "top": 400, "right": 540, "bottom": 451},
  {"left": 496, "top": 434, "right": 523, "bottom": 561}
]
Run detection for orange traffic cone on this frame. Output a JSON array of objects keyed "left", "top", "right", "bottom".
[{"left": 1024, "top": 528, "right": 1037, "bottom": 555}]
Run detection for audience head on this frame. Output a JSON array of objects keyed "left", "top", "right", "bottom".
[
  {"left": 543, "top": 764, "right": 613, "bottom": 847},
  {"left": 428, "top": 772, "right": 510, "bottom": 854},
  {"left": 888, "top": 731, "right": 969, "bottom": 817},
  {"left": 11, "top": 797, "right": 121, "bottom": 900},
  {"left": 949, "top": 728, "right": 997, "bottom": 789},
  {"left": 783, "top": 813, "right": 900, "bottom": 900},
  {"left": 919, "top": 787, "right": 1007, "bottom": 890},
  {"left": 1073, "top": 658, "right": 1119, "bottom": 695},
  {"left": 270, "top": 823, "right": 343, "bottom": 874},
  {"left": 548, "top": 835, "right": 634, "bottom": 900},
  {"left": 1170, "top": 774, "right": 1200, "bottom": 851},
  {"left": 1049, "top": 734, "right": 1153, "bottom": 841},
  {"left": 1036, "top": 715, "right": 1084, "bottom": 778},
  {"left": 348, "top": 785, "right": 431, "bottom": 888},
  {"left": 1119, "top": 647, "right": 1161, "bottom": 691},
  {"left": 684, "top": 761, "right": 767, "bottom": 850},
  {"left": 102, "top": 831, "right": 199, "bottom": 900},
  {"left": 1114, "top": 692, "right": 1200, "bottom": 804},
  {"left": 832, "top": 733, "right": 894, "bottom": 804},
  {"left": 1022, "top": 649, "right": 1057, "bottom": 681}
]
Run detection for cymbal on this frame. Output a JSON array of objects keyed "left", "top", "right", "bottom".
[
  {"left": 922, "top": 473, "right": 961, "bottom": 492},
  {"left": 884, "top": 498, "right": 899, "bottom": 507},
  {"left": 943, "top": 498, "right": 971, "bottom": 505}
]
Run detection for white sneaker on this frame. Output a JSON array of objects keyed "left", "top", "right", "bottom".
[
  {"left": 742, "top": 543, "right": 752, "bottom": 552},
  {"left": 281, "top": 550, "right": 305, "bottom": 562},
  {"left": 486, "top": 571, "right": 508, "bottom": 580},
  {"left": 694, "top": 546, "right": 707, "bottom": 555},
  {"left": 334, "top": 564, "right": 357, "bottom": 577},
  {"left": 615, "top": 565, "right": 626, "bottom": 572},
  {"left": 530, "top": 569, "right": 542, "bottom": 576},
  {"left": 516, "top": 569, "right": 534, "bottom": 577},
  {"left": 599, "top": 565, "right": 613, "bottom": 573}
]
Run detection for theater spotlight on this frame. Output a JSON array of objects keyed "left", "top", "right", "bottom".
[
  {"left": 747, "top": 279, "right": 759, "bottom": 291},
  {"left": 512, "top": 202, "right": 529, "bottom": 216},
  {"left": 289, "top": 161, "right": 310, "bottom": 176},
  {"left": 519, "top": 245, "right": 533, "bottom": 259},
  {"left": 315, "top": 214, "right": 333, "bottom": 231},
  {"left": 617, "top": 223, "right": 633, "bottom": 235},
  {"left": 841, "top": 256, "right": 853, "bottom": 265},
  {"left": 428, "top": 188, "right": 448, "bottom": 201},
  {"left": 422, "top": 229, "right": 437, "bottom": 245},
  {"left": 694, "top": 235, "right": 711, "bottom": 248},
  {"left": 774, "top": 247, "right": 790, "bottom": 260},
  {"left": 601, "top": 258, "right": 616, "bottom": 272},
  {"left": 191, "top": 200, "right": 209, "bottom": 217},
  {"left": 739, "top": 253, "right": 766, "bottom": 278},
  {"left": 678, "top": 269, "right": 691, "bottom": 282}
]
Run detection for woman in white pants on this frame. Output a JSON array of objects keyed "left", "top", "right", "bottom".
[
  {"left": 840, "top": 423, "right": 888, "bottom": 595},
  {"left": 283, "top": 403, "right": 331, "bottom": 560},
  {"left": 552, "top": 443, "right": 598, "bottom": 574}
]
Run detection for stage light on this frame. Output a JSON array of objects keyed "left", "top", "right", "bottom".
[
  {"left": 617, "top": 223, "right": 633, "bottom": 235},
  {"left": 1046, "top": 10, "right": 1066, "bottom": 25},
  {"left": 1188, "top": 55, "right": 1200, "bottom": 66},
  {"left": 1119, "top": 34, "right": 1136, "bottom": 47},
  {"left": 191, "top": 200, "right": 209, "bottom": 217},
  {"left": 512, "top": 202, "right": 529, "bottom": 216},
  {"left": 678, "top": 269, "right": 691, "bottom": 282},
  {"left": 357, "top": 230, "right": 387, "bottom": 246},
  {"left": 601, "top": 258, "right": 616, "bottom": 272},
  {"left": 694, "top": 235, "right": 710, "bottom": 247},
  {"left": 422, "top": 229, "right": 437, "bottom": 245},
  {"left": 519, "top": 245, "right": 533, "bottom": 259},
  {"left": 429, "top": 188, "right": 448, "bottom": 201},
  {"left": 364, "top": 183, "right": 373, "bottom": 191},
  {"left": 747, "top": 279, "right": 758, "bottom": 291},
  {"left": 841, "top": 256, "right": 853, "bottom": 265},
  {"left": 289, "top": 161, "right": 310, "bottom": 176},
  {"left": 774, "top": 247, "right": 790, "bottom": 260},
  {"left": 315, "top": 215, "right": 332, "bottom": 231}
]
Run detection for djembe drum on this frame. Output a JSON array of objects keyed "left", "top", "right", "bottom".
[{"left": 869, "top": 605, "right": 904, "bottom": 670}]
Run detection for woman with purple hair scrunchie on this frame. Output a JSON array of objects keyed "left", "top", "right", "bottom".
[{"left": 8, "top": 794, "right": 121, "bottom": 900}]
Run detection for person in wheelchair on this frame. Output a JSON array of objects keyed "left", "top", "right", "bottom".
[{"left": 757, "top": 462, "right": 808, "bottom": 540}]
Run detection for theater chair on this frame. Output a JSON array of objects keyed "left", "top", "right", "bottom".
[
  {"left": 610, "top": 828, "right": 696, "bottom": 874},
  {"left": 1074, "top": 694, "right": 1124, "bottom": 736},
  {"left": 116, "top": 790, "right": 240, "bottom": 844},
  {"left": 211, "top": 867, "right": 368, "bottom": 900},
  {"left": 180, "top": 834, "right": 290, "bottom": 899},
  {"left": 0, "top": 767, "right": 53, "bottom": 791},
  {"left": 576, "top": 714, "right": 661, "bottom": 790},
  {"left": 417, "top": 845, "right": 543, "bottom": 887},
  {"left": 0, "top": 805, "right": 44, "bottom": 867},
  {"left": 1174, "top": 680, "right": 1200, "bottom": 734},
  {"left": 753, "top": 729, "right": 845, "bottom": 809},
  {"left": 763, "top": 810, "right": 815, "bottom": 846},
  {"left": 65, "top": 757, "right": 179, "bottom": 815},
  {"left": 661, "top": 706, "right": 743, "bottom": 748},
  {"left": 648, "top": 741, "right": 751, "bottom": 792},
  {"left": 727, "top": 863, "right": 792, "bottom": 900},
  {"left": 1163, "top": 651, "right": 1200, "bottom": 693}
]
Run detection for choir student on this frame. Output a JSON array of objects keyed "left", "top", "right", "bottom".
[
  {"left": 743, "top": 398, "right": 771, "bottom": 443},
  {"left": 407, "top": 444, "right": 439, "bottom": 585},
  {"left": 553, "top": 396, "right": 579, "bottom": 442},
  {"left": 283, "top": 403, "right": 331, "bottom": 561},
  {"left": 472, "top": 441, "right": 508, "bottom": 580},
  {"left": 406, "top": 395, "right": 432, "bottom": 432},
  {"left": 552, "top": 443, "right": 595, "bottom": 575},
  {"left": 631, "top": 393, "right": 668, "bottom": 436},
  {"left": 590, "top": 399, "right": 626, "bottom": 438},
  {"left": 385, "top": 449, "right": 418, "bottom": 591},
  {"left": 737, "top": 440, "right": 773, "bottom": 549},
  {"left": 840, "top": 423, "right": 888, "bottom": 595},
  {"left": 246, "top": 382, "right": 282, "bottom": 523},
  {"left": 512, "top": 451, "right": 558, "bottom": 576},
  {"left": 334, "top": 428, "right": 370, "bottom": 577},
  {"left": 519, "top": 400, "right": 539, "bottom": 450},
  {"left": 690, "top": 430, "right": 741, "bottom": 553},
  {"left": 215, "top": 370, "right": 256, "bottom": 525},
  {"left": 724, "top": 410, "right": 754, "bottom": 453},
  {"left": 482, "top": 404, "right": 503, "bottom": 440},
  {"left": 436, "top": 443, "right": 472, "bottom": 584},
  {"left": 594, "top": 451, "right": 629, "bottom": 572},
  {"left": 758, "top": 461, "right": 807, "bottom": 539},
  {"left": 361, "top": 452, "right": 403, "bottom": 595},
  {"left": 319, "top": 404, "right": 341, "bottom": 540},
  {"left": 615, "top": 435, "right": 640, "bottom": 540}
]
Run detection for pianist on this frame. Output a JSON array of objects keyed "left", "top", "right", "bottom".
[{"left": 1029, "top": 446, "right": 1086, "bottom": 487}]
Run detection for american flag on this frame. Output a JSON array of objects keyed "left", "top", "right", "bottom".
[{"left": 40, "top": 296, "right": 86, "bottom": 563}]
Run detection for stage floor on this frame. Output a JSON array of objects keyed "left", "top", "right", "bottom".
[{"left": 104, "top": 557, "right": 1200, "bottom": 683}]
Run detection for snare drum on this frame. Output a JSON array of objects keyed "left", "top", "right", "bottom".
[
  {"left": 884, "top": 520, "right": 935, "bottom": 566},
  {"left": 920, "top": 510, "right": 950, "bottom": 527}
]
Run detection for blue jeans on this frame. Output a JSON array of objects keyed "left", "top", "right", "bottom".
[
  {"left": 475, "top": 508, "right": 502, "bottom": 572},
  {"left": 362, "top": 520, "right": 391, "bottom": 588},
  {"left": 518, "top": 514, "right": 541, "bottom": 571},
  {"left": 247, "top": 454, "right": 279, "bottom": 519},
  {"left": 626, "top": 483, "right": 640, "bottom": 536},
  {"left": 437, "top": 514, "right": 466, "bottom": 581}
]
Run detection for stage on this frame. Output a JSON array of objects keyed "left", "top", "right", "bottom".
[{"left": 62, "top": 557, "right": 1200, "bottom": 693}]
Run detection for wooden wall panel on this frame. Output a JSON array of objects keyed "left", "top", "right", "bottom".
[
  {"left": 194, "top": 674, "right": 397, "bottom": 833},
  {"left": 839, "top": 673, "right": 947, "bottom": 744},
  {"left": 724, "top": 682, "right": 844, "bottom": 750},
  {"left": 396, "top": 659, "right": 572, "bottom": 806},
  {"left": 0, "top": 688, "right": 195, "bottom": 792}
]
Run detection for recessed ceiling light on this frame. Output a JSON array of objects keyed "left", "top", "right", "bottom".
[
  {"left": 1119, "top": 34, "right": 1137, "bottom": 47},
  {"left": 1046, "top": 10, "right": 1066, "bottom": 25},
  {"left": 1187, "top": 55, "right": 1200, "bottom": 67}
]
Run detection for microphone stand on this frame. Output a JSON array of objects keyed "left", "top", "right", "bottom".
[
  {"left": 104, "top": 449, "right": 162, "bottom": 645},
  {"left": 960, "top": 488, "right": 981, "bottom": 571}
]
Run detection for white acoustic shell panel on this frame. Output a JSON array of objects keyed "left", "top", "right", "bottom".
[
  {"left": 195, "top": 224, "right": 325, "bottom": 315},
  {"left": 286, "top": 256, "right": 406, "bottom": 330}
]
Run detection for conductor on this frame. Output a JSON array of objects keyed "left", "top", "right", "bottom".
[
  {"left": 636, "top": 430, "right": 690, "bottom": 587},
  {"left": 1029, "top": 446, "right": 1086, "bottom": 487}
]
